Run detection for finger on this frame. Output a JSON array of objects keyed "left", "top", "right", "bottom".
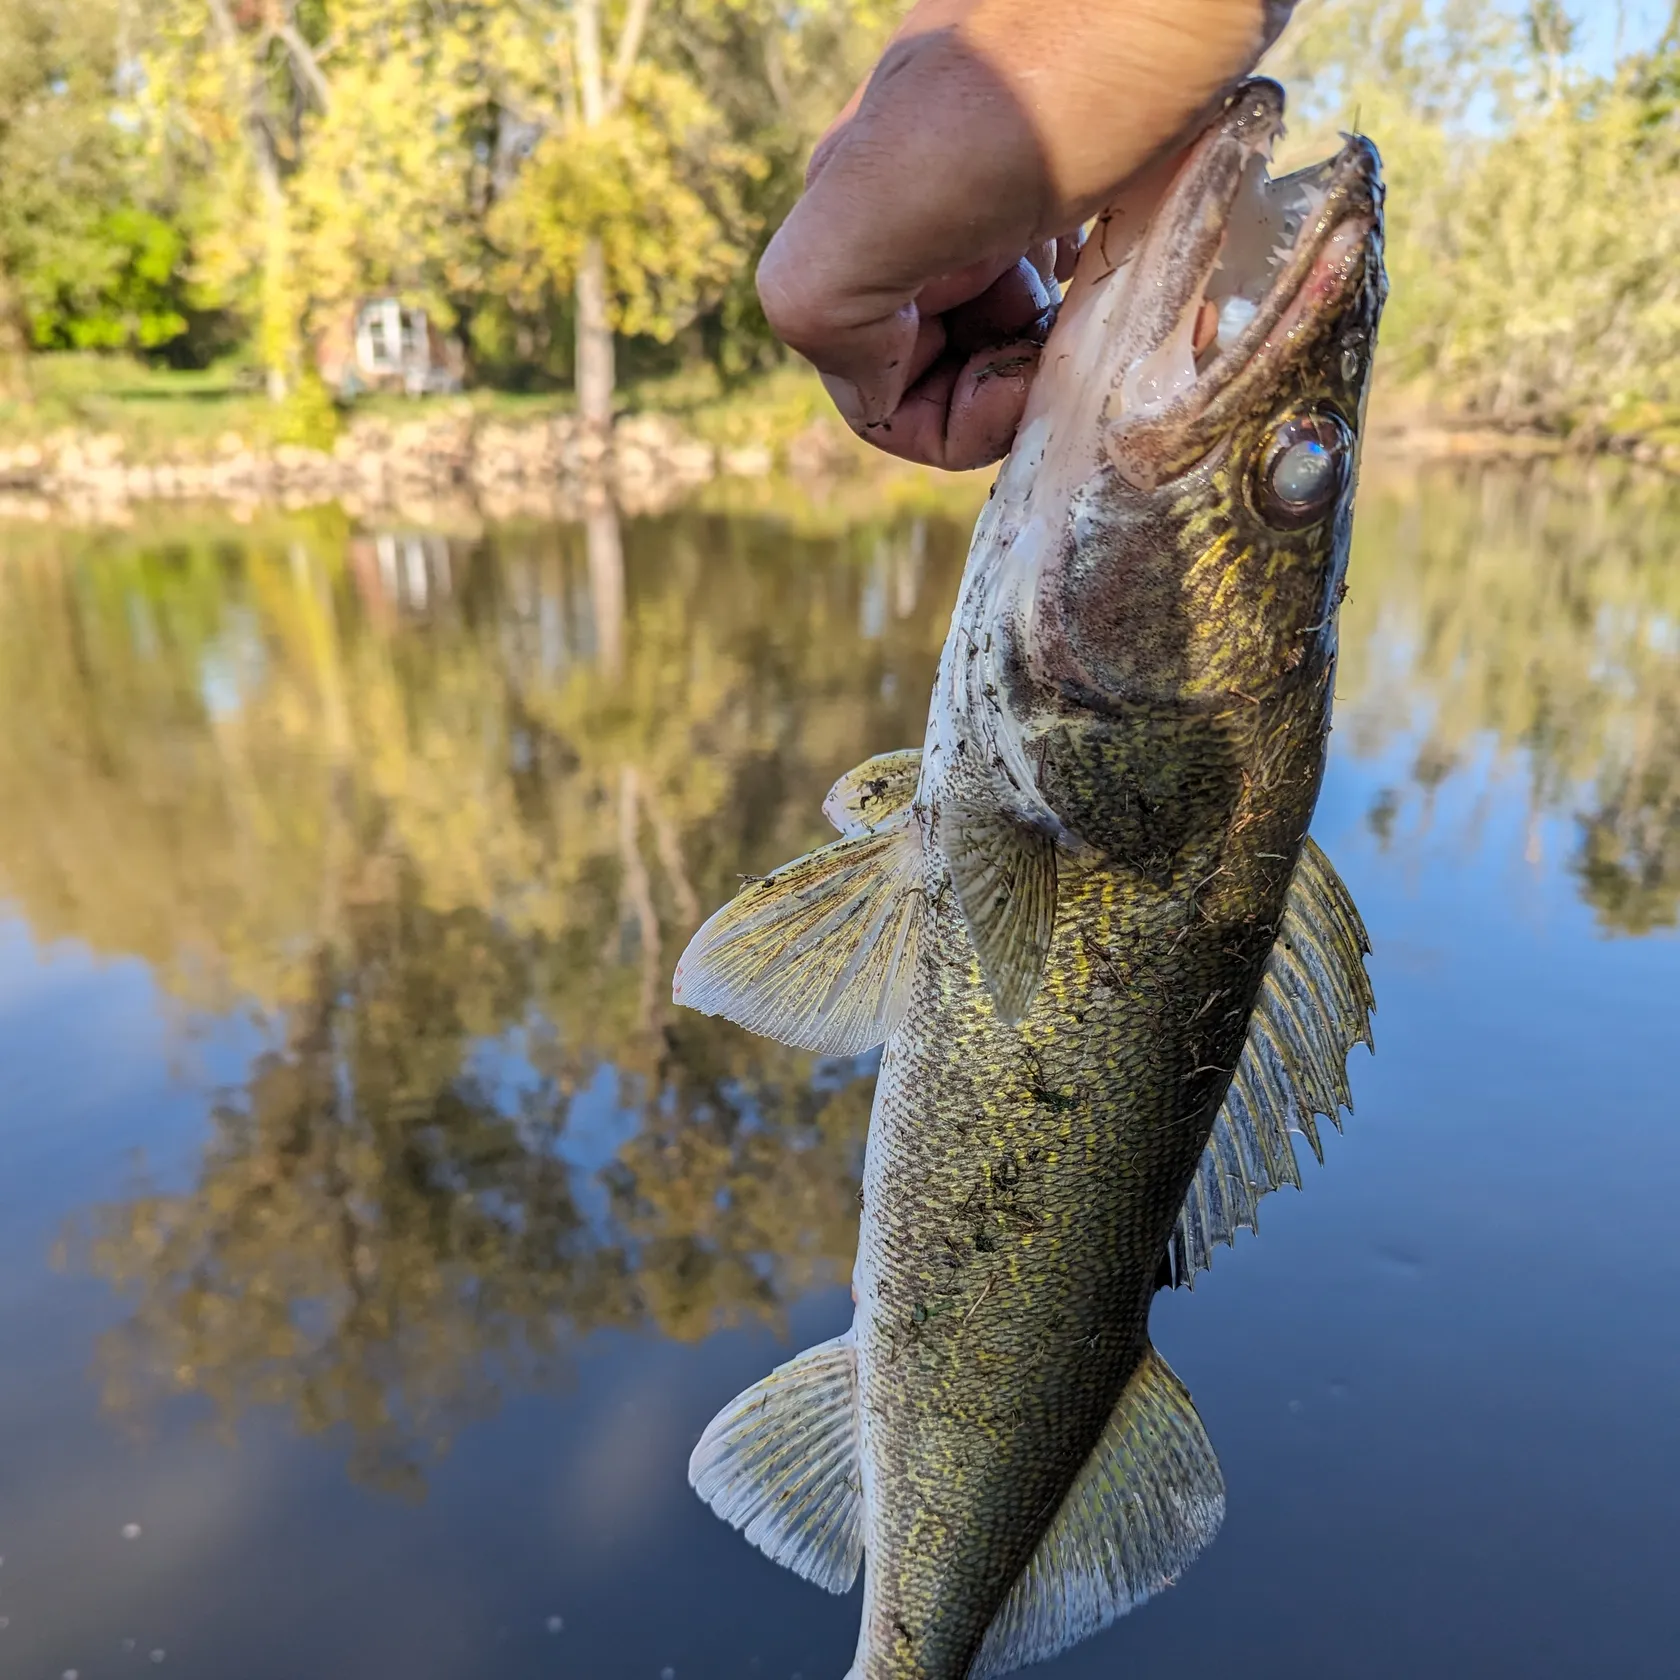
[
  {"left": 758, "top": 223, "right": 927, "bottom": 424},
  {"left": 1024, "top": 241, "right": 1057, "bottom": 288},
  {"left": 819, "top": 310, "right": 949, "bottom": 431},
  {"left": 842, "top": 340, "right": 1042, "bottom": 472},
  {"left": 915, "top": 255, "right": 1022, "bottom": 320},
  {"left": 807, "top": 76, "right": 870, "bottom": 185},
  {"left": 824, "top": 259, "right": 1050, "bottom": 464},
  {"left": 1053, "top": 225, "right": 1086, "bottom": 283},
  {"left": 754, "top": 32, "right": 1051, "bottom": 423},
  {"left": 944, "top": 342, "right": 1042, "bottom": 468},
  {"left": 942, "top": 258, "right": 1053, "bottom": 356}
]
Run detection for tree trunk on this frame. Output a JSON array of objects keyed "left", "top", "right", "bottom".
[
  {"left": 572, "top": 0, "right": 615, "bottom": 443},
  {"left": 207, "top": 0, "right": 298, "bottom": 403},
  {"left": 0, "top": 276, "right": 33, "bottom": 405},
  {"left": 575, "top": 239, "right": 616, "bottom": 442},
  {"left": 260, "top": 176, "right": 293, "bottom": 403}
]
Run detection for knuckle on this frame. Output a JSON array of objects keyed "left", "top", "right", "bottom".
[{"left": 755, "top": 250, "right": 833, "bottom": 354}]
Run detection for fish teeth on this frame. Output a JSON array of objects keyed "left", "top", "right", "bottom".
[{"left": 1216, "top": 296, "right": 1259, "bottom": 352}]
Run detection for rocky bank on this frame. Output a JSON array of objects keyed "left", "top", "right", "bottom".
[
  {"left": 0, "top": 408, "right": 859, "bottom": 524},
  {"left": 1, "top": 400, "right": 1675, "bottom": 527}
]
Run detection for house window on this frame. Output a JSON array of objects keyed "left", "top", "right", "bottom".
[{"left": 357, "top": 299, "right": 406, "bottom": 375}]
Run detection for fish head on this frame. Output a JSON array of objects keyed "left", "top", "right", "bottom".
[{"left": 998, "top": 79, "right": 1387, "bottom": 720}]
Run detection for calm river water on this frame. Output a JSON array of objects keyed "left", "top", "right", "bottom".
[{"left": 1, "top": 461, "right": 1677, "bottom": 1679}]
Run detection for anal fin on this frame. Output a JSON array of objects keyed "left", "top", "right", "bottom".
[
  {"left": 1172, "top": 836, "right": 1376, "bottom": 1285},
  {"left": 688, "top": 1333, "right": 862, "bottom": 1594},
  {"left": 970, "top": 1344, "right": 1224, "bottom": 1679}
]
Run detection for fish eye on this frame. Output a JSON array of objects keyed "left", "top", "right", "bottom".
[{"left": 1254, "top": 412, "right": 1352, "bottom": 530}]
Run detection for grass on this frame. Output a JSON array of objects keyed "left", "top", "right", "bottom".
[
  {"left": 0, "top": 355, "right": 273, "bottom": 455},
  {"left": 0, "top": 352, "right": 844, "bottom": 462}
]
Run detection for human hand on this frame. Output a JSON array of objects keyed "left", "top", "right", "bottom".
[{"left": 757, "top": 0, "right": 1298, "bottom": 470}]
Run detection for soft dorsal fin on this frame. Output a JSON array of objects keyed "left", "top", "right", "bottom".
[
  {"left": 941, "top": 804, "right": 1058, "bottom": 1023},
  {"left": 823, "top": 748, "right": 923, "bottom": 836},
  {"left": 688, "top": 1332, "right": 862, "bottom": 1594},
  {"left": 1171, "top": 837, "right": 1375, "bottom": 1286},
  {"left": 969, "top": 1344, "right": 1224, "bottom": 1679},
  {"left": 673, "top": 820, "right": 924, "bottom": 1056}
]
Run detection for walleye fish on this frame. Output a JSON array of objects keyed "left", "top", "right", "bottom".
[{"left": 675, "top": 78, "right": 1385, "bottom": 1680}]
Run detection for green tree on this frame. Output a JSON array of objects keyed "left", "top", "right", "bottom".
[
  {"left": 0, "top": 0, "right": 152, "bottom": 392},
  {"left": 23, "top": 208, "right": 192, "bottom": 355},
  {"left": 139, "top": 0, "right": 335, "bottom": 399},
  {"left": 482, "top": 0, "right": 769, "bottom": 431},
  {"left": 1271, "top": 0, "right": 1680, "bottom": 424},
  {"left": 647, "top": 0, "right": 899, "bottom": 377}
]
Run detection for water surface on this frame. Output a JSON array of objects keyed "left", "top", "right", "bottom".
[{"left": 1, "top": 463, "right": 1677, "bottom": 1678}]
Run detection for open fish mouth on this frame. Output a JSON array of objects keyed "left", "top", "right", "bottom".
[{"left": 1090, "top": 79, "right": 1384, "bottom": 484}]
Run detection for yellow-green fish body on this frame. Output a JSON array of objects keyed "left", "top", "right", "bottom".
[{"left": 678, "top": 79, "right": 1386, "bottom": 1680}]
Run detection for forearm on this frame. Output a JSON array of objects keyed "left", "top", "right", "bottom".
[{"left": 850, "top": 0, "right": 1292, "bottom": 212}]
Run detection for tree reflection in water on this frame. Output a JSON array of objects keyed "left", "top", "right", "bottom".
[
  {"left": 1, "top": 496, "right": 962, "bottom": 1490},
  {"left": 1, "top": 459, "right": 1677, "bottom": 1490},
  {"left": 1339, "top": 461, "right": 1680, "bottom": 934}
]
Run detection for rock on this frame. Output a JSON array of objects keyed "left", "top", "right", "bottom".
[
  {"left": 785, "top": 419, "right": 860, "bottom": 479},
  {"left": 720, "top": 444, "right": 773, "bottom": 478},
  {"left": 2, "top": 403, "right": 779, "bottom": 513}
]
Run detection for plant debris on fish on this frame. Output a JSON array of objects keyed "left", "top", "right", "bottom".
[{"left": 674, "top": 77, "right": 1386, "bottom": 1680}]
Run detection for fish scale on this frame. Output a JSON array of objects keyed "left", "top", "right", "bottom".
[
  {"left": 855, "top": 679, "right": 1326, "bottom": 1677},
  {"left": 678, "top": 76, "right": 1387, "bottom": 1680}
]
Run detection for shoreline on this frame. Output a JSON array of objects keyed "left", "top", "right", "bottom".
[{"left": 1, "top": 403, "right": 1675, "bottom": 527}]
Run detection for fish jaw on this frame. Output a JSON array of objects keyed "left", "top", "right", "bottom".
[{"left": 945, "top": 78, "right": 1386, "bottom": 750}]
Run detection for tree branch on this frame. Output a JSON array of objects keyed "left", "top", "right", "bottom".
[
  {"left": 606, "top": 0, "right": 654, "bottom": 116},
  {"left": 275, "top": 7, "right": 332, "bottom": 111},
  {"left": 204, "top": 0, "right": 283, "bottom": 193},
  {"left": 205, "top": 0, "right": 238, "bottom": 49}
]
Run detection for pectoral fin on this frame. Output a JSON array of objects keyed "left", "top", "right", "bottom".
[
  {"left": 969, "top": 1344, "right": 1224, "bottom": 1679},
  {"left": 1171, "top": 837, "right": 1375, "bottom": 1285},
  {"left": 823, "top": 748, "right": 923, "bottom": 836},
  {"left": 941, "top": 804, "right": 1058, "bottom": 1023},
  {"left": 673, "top": 821, "right": 924, "bottom": 1055},
  {"left": 688, "top": 1333, "right": 862, "bottom": 1594}
]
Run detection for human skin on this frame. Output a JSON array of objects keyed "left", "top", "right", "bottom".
[{"left": 756, "top": 0, "right": 1298, "bottom": 469}]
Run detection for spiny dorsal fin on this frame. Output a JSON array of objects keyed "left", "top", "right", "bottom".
[
  {"left": 673, "top": 821, "right": 924, "bottom": 1056},
  {"left": 969, "top": 1344, "right": 1225, "bottom": 1679},
  {"left": 1171, "top": 837, "right": 1375, "bottom": 1287},
  {"left": 688, "top": 1332, "right": 862, "bottom": 1594},
  {"left": 823, "top": 748, "right": 923, "bottom": 836},
  {"left": 941, "top": 804, "right": 1058, "bottom": 1023}
]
